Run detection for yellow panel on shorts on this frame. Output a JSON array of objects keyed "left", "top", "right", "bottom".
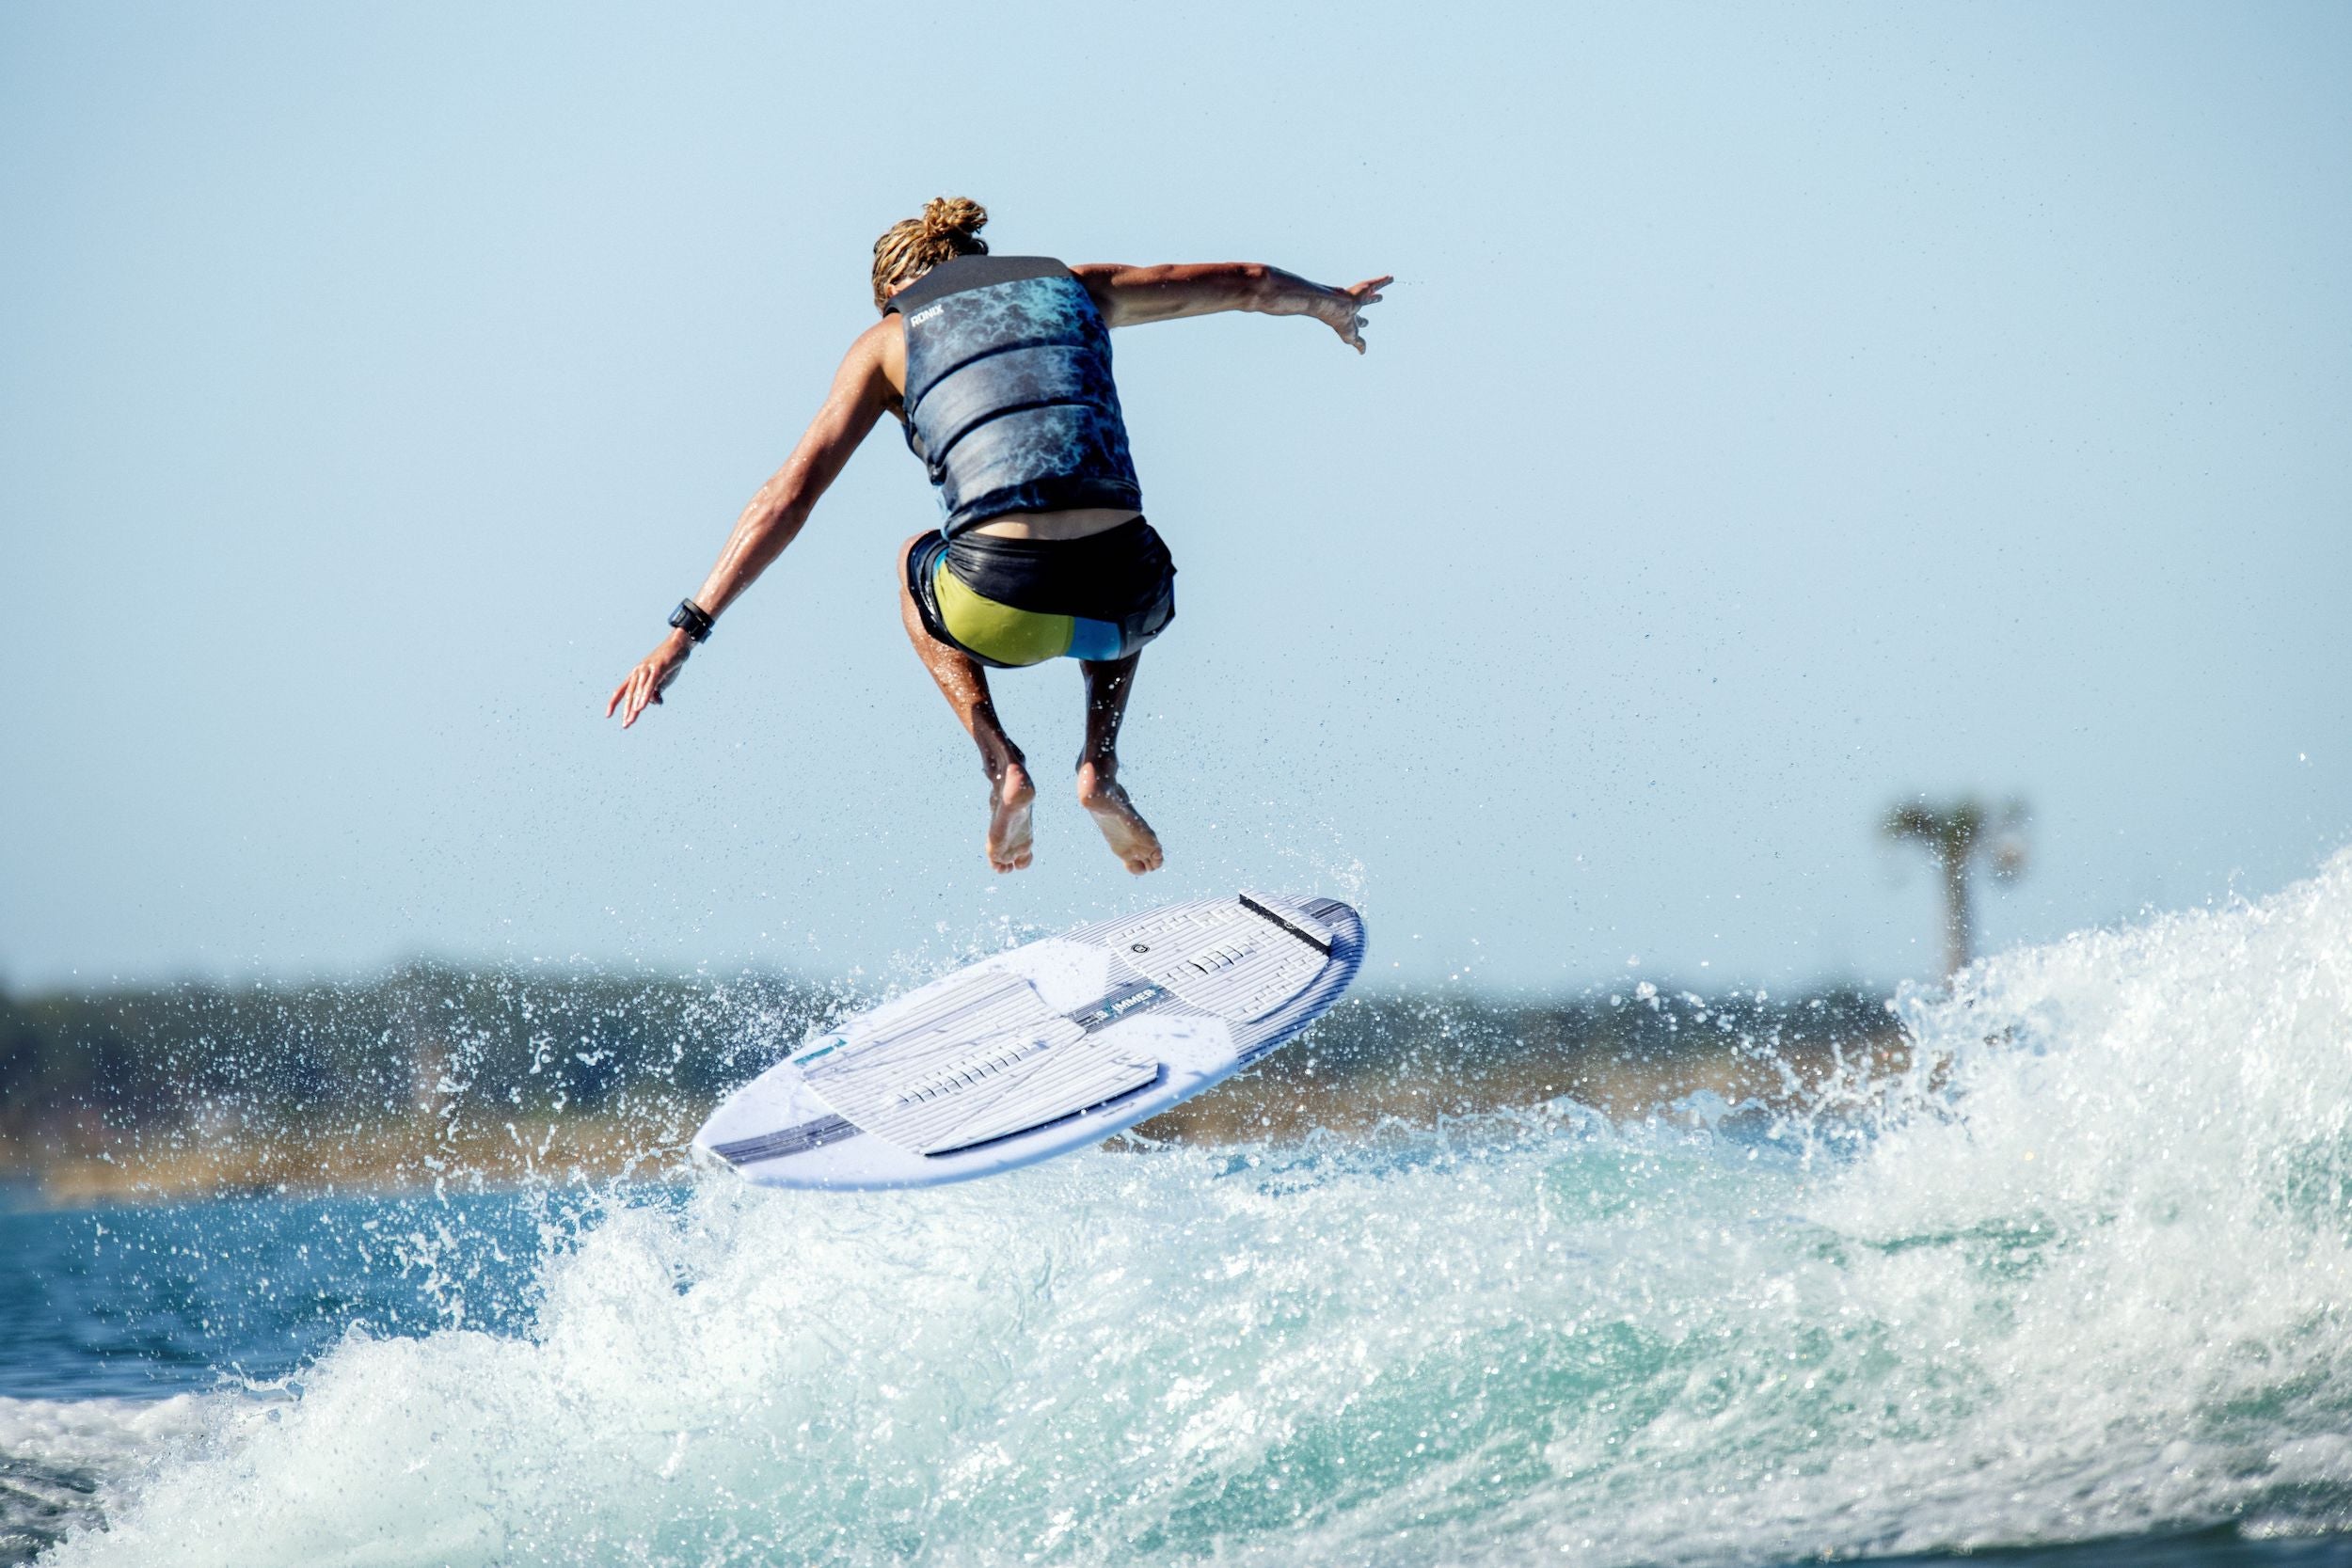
[{"left": 933, "top": 562, "right": 1074, "bottom": 667}]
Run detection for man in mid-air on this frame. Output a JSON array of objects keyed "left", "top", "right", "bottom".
[{"left": 608, "top": 197, "right": 1388, "bottom": 874}]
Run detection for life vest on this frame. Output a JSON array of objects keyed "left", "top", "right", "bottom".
[{"left": 890, "top": 256, "right": 1142, "bottom": 536}]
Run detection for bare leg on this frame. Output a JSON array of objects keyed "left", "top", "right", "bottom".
[
  {"left": 896, "top": 536, "right": 1035, "bottom": 872},
  {"left": 1076, "top": 653, "right": 1165, "bottom": 874}
]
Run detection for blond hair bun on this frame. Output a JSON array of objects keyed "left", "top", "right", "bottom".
[
  {"left": 920, "top": 196, "right": 988, "bottom": 242},
  {"left": 871, "top": 196, "right": 992, "bottom": 309}
]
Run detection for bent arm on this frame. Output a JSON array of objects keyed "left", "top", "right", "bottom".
[{"left": 1073, "top": 262, "right": 1391, "bottom": 351}]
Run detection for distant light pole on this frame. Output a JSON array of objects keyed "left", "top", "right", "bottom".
[{"left": 1883, "top": 797, "right": 2028, "bottom": 980}]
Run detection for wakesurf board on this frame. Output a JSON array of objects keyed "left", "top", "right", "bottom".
[{"left": 691, "top": 892, "right": 1364, "bottom": 1189}]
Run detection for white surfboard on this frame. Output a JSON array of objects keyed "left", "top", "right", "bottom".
[{"left": 692, "top": 893, "right": 1366, "bottom": 1189}]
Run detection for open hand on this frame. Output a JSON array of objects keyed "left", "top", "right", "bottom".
[
  {"left": 1318, "top": 275, "right": 1391, "bottom": 354},
  {"left": 606, "top": 633, "right": 691, "bottom": 729}
]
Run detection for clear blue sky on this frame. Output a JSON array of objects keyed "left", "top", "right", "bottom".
[{"left": 4, "top": 1, "right": 2347, "bottom": 995}]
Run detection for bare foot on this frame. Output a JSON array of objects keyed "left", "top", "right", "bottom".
[
  {"left": 1076, "top": 761, "right": 1164, "bottom": 874},
  {"left": 987, "top": 763, "right": 1036, "bottom": 872}
]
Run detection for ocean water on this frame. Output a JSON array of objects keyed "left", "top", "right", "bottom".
[{"left": 7, "top": 857, "right": 2352, "bottom": 1566}]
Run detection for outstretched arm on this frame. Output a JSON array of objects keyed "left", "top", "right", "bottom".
[
  {"left": 1072, "top": 263, "right": 1391, "bottom": 353},
  {"left": 606, "top": 322, "right": 896, "bottom": 728}
]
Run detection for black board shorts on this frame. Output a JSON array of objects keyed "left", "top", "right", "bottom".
[{"left": 905, "top": 517, "right": 1177, "bottom": 669}]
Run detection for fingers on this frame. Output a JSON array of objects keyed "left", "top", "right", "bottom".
[
  {"left": 612, "top": 663, "right": 656, "bottom": 728},
  {"left": 1338, "top": 275, "right": 1387, "bottom": 354},
  {"left": 609, "top": 643, "right": 690, "bottom": 728}
]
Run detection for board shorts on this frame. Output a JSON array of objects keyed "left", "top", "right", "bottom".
[{"left": 904, "top": 516, "right": 1177, "bottom": 669}]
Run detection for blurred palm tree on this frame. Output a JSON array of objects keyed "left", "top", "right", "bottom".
[{"left": 1883, "top": 796, "right": 2028, "bottom": 980}]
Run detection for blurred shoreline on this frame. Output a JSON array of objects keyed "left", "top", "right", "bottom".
[{"left": 1, "top": 969, "right": 1911, "bottom": 1211}]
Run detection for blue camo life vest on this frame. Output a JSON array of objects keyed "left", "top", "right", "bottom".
[{"left": 889, "top": 256, "right": 1142, "bottom": 536}]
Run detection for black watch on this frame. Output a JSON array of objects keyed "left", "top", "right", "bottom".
[{"left": 668, "top": 599, "right": 715, "bottom": 643}]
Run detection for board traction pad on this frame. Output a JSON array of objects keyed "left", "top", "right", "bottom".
[{"left": 711, "top": 894, "right": 1349, "bottom": 1164}]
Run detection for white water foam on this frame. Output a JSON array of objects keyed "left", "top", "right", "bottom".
[
  {"left": 33, "top": 855, "right": 2352, "bottom": 1565},
  {"left": 0, "top": 1396, "right": 206, "bottom": 1563}
]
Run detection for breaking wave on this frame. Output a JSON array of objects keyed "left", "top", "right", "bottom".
[{"left": 24, "top": 856, "right": 2352, "bottom": 1565}]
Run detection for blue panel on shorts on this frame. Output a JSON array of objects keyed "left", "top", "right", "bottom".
[{"left": 1066, "top": 617, "right": 1125, "bottom": 662}]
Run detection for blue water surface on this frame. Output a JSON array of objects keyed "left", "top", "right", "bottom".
[{"left": 0, "top": 1193, "right": 574, "bottom": 1401}]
